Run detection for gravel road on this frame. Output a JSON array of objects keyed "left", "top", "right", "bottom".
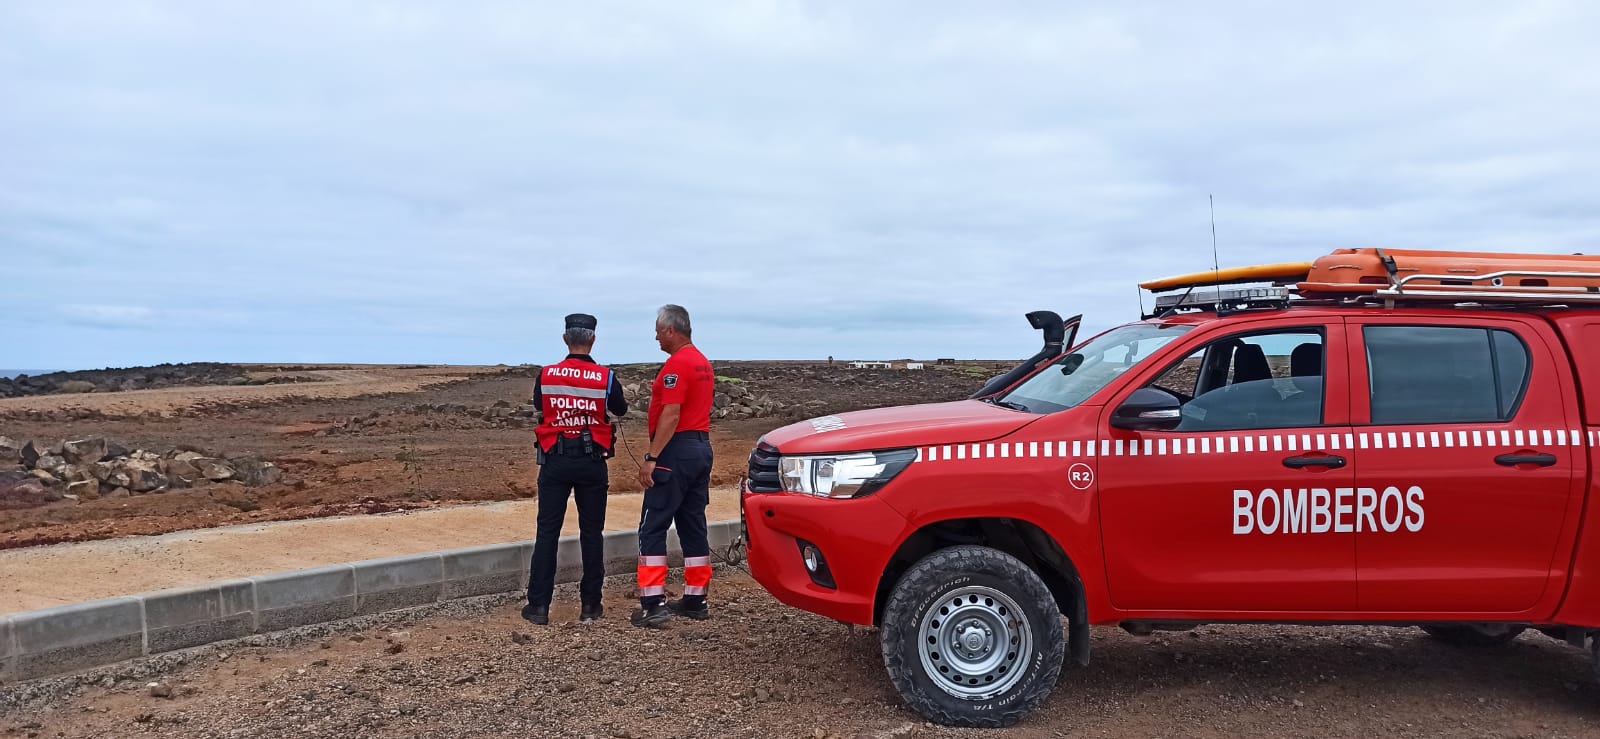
[{"left": 4, "top": 571, "right": 1599, "bottom": 738}]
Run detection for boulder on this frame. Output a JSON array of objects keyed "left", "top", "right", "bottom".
[
  {"left": 91, "top": 461, "right": 116, "bottom": 481},
  {"left": 103, "top": 440, "right": 131, "bottom": 461},
  {"left": 231, "top": 459, "right": 282, "bottom": 487},
  {"left": 0, "top": 436, "right": 20, "bottom": 464},
  {"left": 126, "top": 465, "right": 167, "bottom": 493},
  {"left": 61, "top": 464, "right": 96, "bottom": 485},
  {"left": 101, "top": 466, "right": 133, "bottom": 489},
  {"left": 36, "top": 454, "right": 69, "bottom": 477},
  {"left": 197, "top": 458, "right": 236, "bottom": 482},
  {"left": 62, "top": 438, "right": 108, "bottom": 465},
  {"left": 58, "top": 380, "right": 97, "bottom": 394},
  {"left": 163, "top": 457, "right": 203, "bottom": 487},
  {"left": 20, "top": 441, "right": 40, "bottom": 468},
  {"left": 67, "top": 478, "right": 100, "bottom": 500},
  {"left": 30, "top": 469, "right": 59, "bottom": 486}
]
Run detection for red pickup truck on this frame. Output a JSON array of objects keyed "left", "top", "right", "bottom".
[{"left": 740, "top": 249, "right": 1600, "bottom": 727}]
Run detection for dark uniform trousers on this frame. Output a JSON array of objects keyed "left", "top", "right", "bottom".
[
  {"left": 638, "top": 431, "right": 714, "bottom": 607},
  {"left": 527, "top": 444, "right": 609, "bottom": 608}
]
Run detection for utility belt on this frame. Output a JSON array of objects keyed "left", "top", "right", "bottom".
[
  {"left": 539, "top": 428, "right": 611, "bottom": 463},
  {"left": 658, "top": 430, "right": 711, "bottom": 460}
]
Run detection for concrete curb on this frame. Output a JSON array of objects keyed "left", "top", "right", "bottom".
[{"left": 0, "top": 519, "right": 740, "bottom": 683}]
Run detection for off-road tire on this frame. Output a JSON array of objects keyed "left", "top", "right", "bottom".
[
  {"left": 880, "top": 545, "right": 1066, "bottom": 728},
  {"left": 1421, "top": 623, "right": 1526, "bottom": 647}
]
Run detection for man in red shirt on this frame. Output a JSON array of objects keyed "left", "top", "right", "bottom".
[{"left": 632, "top": 304, "right": 717, "bottom": 628}]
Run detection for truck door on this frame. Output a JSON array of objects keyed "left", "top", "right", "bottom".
[
  {"left": 1098, "top": 320, "right": 1357, "bottom": 612},
  {"left": 1347, "top": 317, "right": 1579, "bottom": 613}
]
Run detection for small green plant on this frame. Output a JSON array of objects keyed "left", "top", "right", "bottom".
[{"left": 715, "top": 376, "right": 745, "bottom": 384}]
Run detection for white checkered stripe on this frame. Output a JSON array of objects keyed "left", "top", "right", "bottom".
[{"left": 913, "top": 428, "right": 1597, "bottom": 462}]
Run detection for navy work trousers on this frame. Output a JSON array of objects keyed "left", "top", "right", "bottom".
[
  {"left": 638, "top": 432, "right": 713, "bottom": 606},
  {"left": 527, "top": 450, "right": 609, "bottom": 608}
]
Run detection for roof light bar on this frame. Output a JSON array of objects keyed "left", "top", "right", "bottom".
[{"left": 1153, "top": 286, "right": 1290, "bottom": 312}]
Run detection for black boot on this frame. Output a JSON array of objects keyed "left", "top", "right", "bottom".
[
  {"left": 580, "top": 602, "right": 604, "bottom": 624},
  {"left": 630, "top": 602, "right": 672, "bottom": 628},
  {"left": 521, "top": 603, "right": 549, "bottom": 626},
  {"left": 666, "top": 598, "right": 709, "bottom": 620}
]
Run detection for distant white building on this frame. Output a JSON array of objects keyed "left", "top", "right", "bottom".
[
  {"left": 904, "top": 362, "right": 925, "bottom": 370},
  {"left": 848, "top": 361, "right": 892, "bottom": 369}
]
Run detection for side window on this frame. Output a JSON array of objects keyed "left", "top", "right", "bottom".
[
  {"left": 1145, "top": 329, "right": 1326, "bottom": 432},
  {"left": 1365, "top": 326, "right": 1531, "bottom": 424}
]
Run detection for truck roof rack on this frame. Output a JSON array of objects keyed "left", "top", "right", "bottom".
[{"left": 1142, "top": 248, "right": 1600, "bottom": 315}]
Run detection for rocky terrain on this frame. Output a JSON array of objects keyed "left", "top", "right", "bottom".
[
  {"left": 0, "top": 361, "right": 996, "bottom": 547},
  {"left": 0, "top": 364, "right": 322, "bottom": 399},
  {"left": 3, "top": 573, "right": 1597, "bottom": 738}
]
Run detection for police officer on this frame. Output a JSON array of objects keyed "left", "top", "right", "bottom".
[
  {"left": 632, "top": 304, "right": 717, "bottom": 628},
  {"left": 523, "top": 313, "right": 628, "bottom": 626}
]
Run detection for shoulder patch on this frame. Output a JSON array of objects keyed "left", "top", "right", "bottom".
[{"left": 663, "top": 374, "right": 678, "bottom": 389}]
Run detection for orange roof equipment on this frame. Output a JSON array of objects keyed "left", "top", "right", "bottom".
[
  {"left": 1141, "top": 248, "right": 1600, "bottom": 314},
  {"left": 1297, "top": 248, "right": 1600, "bottom": 302}
]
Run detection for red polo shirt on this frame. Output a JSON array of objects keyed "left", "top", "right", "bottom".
[{"left": 649, "top": 344, "right": 714, "bottom": 436}]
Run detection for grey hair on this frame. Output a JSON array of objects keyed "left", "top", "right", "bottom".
[
  {"left": 563, "top": 327, "right": 596, "bottom": 346},
  {"left": 656, "top": 304, "right": 691, "bottom": 338}
]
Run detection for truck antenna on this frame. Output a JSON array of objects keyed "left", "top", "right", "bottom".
[{"left": 1210, "top": 194, "right": 1221, "bottom": 302}]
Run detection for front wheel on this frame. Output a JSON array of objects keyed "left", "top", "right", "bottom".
[
  {"left": 1421, "top": 623, "right": 1526, "bottom": 647},
  {"left": 880, "top": 545, "right": 1066, "bottom": 728}
]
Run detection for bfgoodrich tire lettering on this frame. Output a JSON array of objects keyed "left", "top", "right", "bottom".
[{"left": 881, "top": 545, "right": 1066, "bottom": 728}]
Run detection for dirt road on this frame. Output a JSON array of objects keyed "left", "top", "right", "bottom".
[{"left": 4, "top": 572, "right": 1598, "bottom": 738}]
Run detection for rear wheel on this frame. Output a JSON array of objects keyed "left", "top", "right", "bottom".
[
  {"left": 880, "top": 545, "right": 1065, "bottom": 728},
  {"left": 1421, "top": 623, "right": 1526, "bottom": 647}
]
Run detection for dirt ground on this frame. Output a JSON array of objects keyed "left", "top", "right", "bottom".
[
  {"left": 4, "top": 572, "right": 1599, "bottom": 738},
  {"left": 0, "top": 362, "right": 988, "bottom": 548}
]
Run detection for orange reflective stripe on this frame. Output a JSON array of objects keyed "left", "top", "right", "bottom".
[
  {"left": 684, "top": 565, "right": 712, "bottom": 588},
  {"left": 638, "top": 565, "right": 668, "bottom": 589}
]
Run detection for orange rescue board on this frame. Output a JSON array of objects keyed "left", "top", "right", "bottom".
[
  {"left": 1299, "top": 248, "right": 1600, "bottom": 295},
  {"left": 1139, "top": 262, "right": 1312, "bottom": 293}
]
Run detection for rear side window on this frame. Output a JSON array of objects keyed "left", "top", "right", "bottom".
[{"left": 1365, "top": 326, "right": 1531, "bottom": 424}]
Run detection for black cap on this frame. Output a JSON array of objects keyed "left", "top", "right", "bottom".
[{"left": 564, "top": 313, "right": 598, "bottom": 331}]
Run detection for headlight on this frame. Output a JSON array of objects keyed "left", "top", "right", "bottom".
[{"left": 777, "top": 449, "right": 917, "bottom": 499}]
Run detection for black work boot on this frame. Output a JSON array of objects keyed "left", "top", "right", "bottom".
[
  {"left": 630, "top": 603, "right": 672, "bottom": 628},
  {"left": 665, "top": 598, "right": 709, "bottom": 620},
  {"left": 580, "top": 602, "right": 604, "bottom": 624},
  {"left": 521, "top": 603, "right": 549, "bottom": 626}
]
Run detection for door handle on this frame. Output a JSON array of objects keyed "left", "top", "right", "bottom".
[
  {"left": 1495, "top": 453, "right": 1557, "bottom": 468},
  {"left": 1283, "top": 455, "right": 1346, "bottom": 469}
]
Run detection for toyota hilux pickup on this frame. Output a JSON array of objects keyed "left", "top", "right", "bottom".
[{"left": 741, "top": 248, "right": 1600, "bottom": 727}]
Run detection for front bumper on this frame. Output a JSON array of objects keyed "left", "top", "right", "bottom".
[{"left": 740, "top": 480, "right": 909, "bottom": 625}]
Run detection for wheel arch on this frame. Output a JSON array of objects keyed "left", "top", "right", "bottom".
[{"left": 875, "top": 517, "right": 1092, "bottom": 666}]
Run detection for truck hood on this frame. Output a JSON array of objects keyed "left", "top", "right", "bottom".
[{"left": 759, "top": 400, "right": 1041, "bottom": 454}]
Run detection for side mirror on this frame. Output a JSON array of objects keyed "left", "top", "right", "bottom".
[{"left": 1111, "top": 387, "right": 1183, "bottom": 431}]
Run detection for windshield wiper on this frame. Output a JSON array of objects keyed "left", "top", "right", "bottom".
[{"left": 988, "top": 399, "right": 1031, "bottom": 412}]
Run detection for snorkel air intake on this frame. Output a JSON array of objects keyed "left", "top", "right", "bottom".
[{"left": 970, "top": 310, "right": 1075, "bottom": 399}]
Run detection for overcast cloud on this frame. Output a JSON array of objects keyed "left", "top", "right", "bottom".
[{"left": 3, "top": 1, "right": 1598, "bottom": 369}]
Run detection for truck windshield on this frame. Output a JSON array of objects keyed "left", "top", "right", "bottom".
[{"left": 997, "top": 322, "right": 1192, "bottom": 414}]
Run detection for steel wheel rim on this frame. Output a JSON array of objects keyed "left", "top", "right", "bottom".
[{"left": 916, "top": 585, "right": 1032, "bottom": 700}]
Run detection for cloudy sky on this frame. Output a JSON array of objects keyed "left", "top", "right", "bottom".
[{"left": 3, "top": 1, "right": 1598, "bottom": 369}]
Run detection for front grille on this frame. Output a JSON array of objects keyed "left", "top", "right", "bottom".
[{"left": 747, "top": 441, "right": 781, "bottom": 493}]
